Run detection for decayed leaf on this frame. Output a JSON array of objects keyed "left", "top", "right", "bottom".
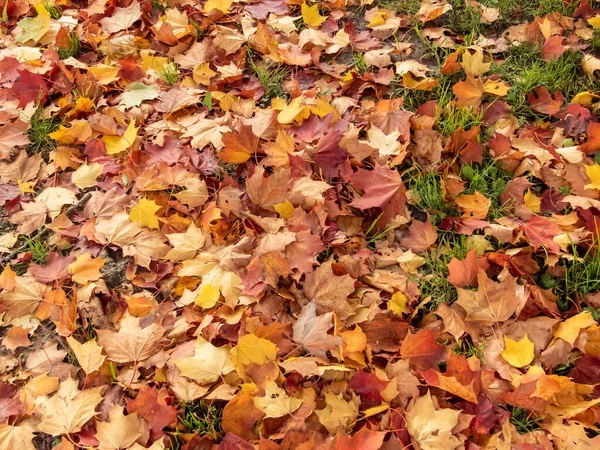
[
  {"left": 97, "top": 315, "right": 164, "bottom": 364},
  {"left": 174, "top": 336, "right": 234, "bottom": 384}
]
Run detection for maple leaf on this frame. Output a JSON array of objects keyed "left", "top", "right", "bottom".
[
  {"left": 97, "top": 314, "right": 164, "bottom": 364},
  {"left": 100, "top": 1, "right": 142, "bottom": 33},
  {"left": 12, "top": 70, "right": 48, "bottom": 108},
  {"left": 218, "top": 125, "right": 259, "bottom": 164},
  {"left": 222, "top": 392, "right": 265, "bottom": 441},
  {"left": 447, "top": 248, "right": 479, "bottom": 288},
  {"left": 521, "top": 215, "right": 562, "bottom": 252},
  {"left": 455, "top": 269, "right": 527, "bottom": 326},
  {"left": 252, "top": 381, "right": 302, "bottom": 418},
  {"left": 461, "top": 50, "right": 491, "bottom": 77},
  {"left": 316, "top": 392, "right": 360, "bottom": 434},
  {"left": 67, "top": 253, "right": 105, "bottom": 285},
  {"left": 301, "top": 1, "right": 328, "bottom": 28},
  {"left": 129, "top": 197, "right": 162, "bottom": 229},
  {"left": 304, "top": 260, "right": 356, "bottom": 319},
  {"left": 400, "top": 217, "right": 438, "bottom": 253},
  {"left": 405, "top": 390, "right": 462, "bottom": 450},
  {"left": 292, "top": 301, "right": 343, "bottom": 357},
  {"left": 66, "top": 336, "right": 106, "bottom": 375},
  {"left": 29, "top": 252, "right": 75, "bottom": 283},
  {"left": 0, "top": 274, "right": 49, "bottom": 320},
  {"left": 501, "top": 335, "right": 535, "bottom": 368},
  {"left": 16, "top": 3, "right": 50, "bottom": 44},
  {"left": 0, "top": 422, "right": 36, "bottom": 450},
  {"left": 174, "top": 336, "right": 234, "bottom": 384},
  {"left": 453, "top": 75, "right": 484, "bottom": 108},
  {"left": 350, "top": 166, "right": 407, "bottom": 223},
  {"left": 0, "top": 122, "right": 30, "bottom": 161},
  {"left": 527, "top": 87, "right": 565, "bottom": 116},
  {"left": 126, "top": 387, "right": 178, "bottom": 441},
  {"left": 400, "top": 329, "right": 447, "bottom": 370},
  {"left": 95, "top": 406, "right": 143, "bottom": 450},
  {"left": 334, "top": 426, "right": 386, "bottom": 450},
  {"left": 37, "top": 378, "right": 103, "bottom": 435}
]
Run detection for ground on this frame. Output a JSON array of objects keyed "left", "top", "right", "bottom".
[{"left": 1, "top": 0, "right": 600, "bottom": 449}]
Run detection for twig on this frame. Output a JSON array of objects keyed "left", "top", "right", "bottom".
[{"left": 1, "top": 192, "right": 92, "bottom": 266}]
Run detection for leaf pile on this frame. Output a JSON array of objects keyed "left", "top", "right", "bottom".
[{"left": 4, "top": 0, "right": 600, "bottom": 448}]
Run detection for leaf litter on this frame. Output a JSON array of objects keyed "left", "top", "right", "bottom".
[{"left": 3, "top": 0, "right": 600, "bottom": 448}]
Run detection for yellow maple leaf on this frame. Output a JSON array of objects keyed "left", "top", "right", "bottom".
[
  {"left": 585, "top": 164, "right": 600, "bottom": 190},
  {"left": 302, "top": 2, "right": 327, "bottom": 28},
  {"left": 66, "top": 336, "right": 106, "bottom": 375},
  {"left": 461, "top": 50, "right": 491, "bottom": 77},
  {"left": 483, "top": 79, "right": 511, "bottom": 97},
  {"left": 129, "top": 197, "right": 161, "bottom": 229},
  {"left": 48, "top": 120, "right": 93, "bottom": 145},
  {"left": 524, "top": 189, "right": 541, "bottom": 213},
  {"left": 553, "top": 311, "right": 596, "bottom": 345},
  {"left": 194, "top": 283, "right": 221, "bottom": 309},
  {"left": 274, "top": 200, "right": 294, "bottom": 219},
  {"left": 588, "top": 14, "right": 600, "bottom": 29},
  {"left": 17, "top": 180, "right": 35, "bottom": 194},
  {"left": 501, "top": 335, "right": 535, "bottom": 368},
  {"left": 204, "top": 0, "right": 233, "bottom": 13},
  {"left": 102, "top": 120, "right": 138, "bottom": 155},
  {"left": 388, "top": 291, "right": 409, "bottom": 316},
  {"left": 174, "top": 336, "right": 234, "bottom": 384},
  {"left": 277, "top": 97, "right": 308, "bottom": 124},
  {"left": 232, "top": 333, "right": 278, "bottom": 366},
  {"left": 193, "top": 62, "right": 217, "bottom": 86},
  {"left": 572, "top": 91, "right": 600, "bottom": 105},
  {"left": 367, "top": 11, "right": 388, "bottom": 27},
  {"left": 68, "top": 253, "right": 105, "bottom": 285}
]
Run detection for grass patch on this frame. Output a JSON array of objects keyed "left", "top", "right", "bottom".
[
  {"left": 418, "top": 251, "right": 458, "bottom": 309},
  {"left": 480, "top": 0, "right": 576, "bottom": 29},
  {"left": 460, "top": 157, "right": 513, "bottom": 220},
  {"left": 352, "top": 51, "right": 369, "bottom": 75},
  {"left": 509, "top": 407, "right": 542, "bottom": 434},
  {"left": 391, "top": 72, "right": 460, "bottom": 111},
  {"left": 436, "top": 105, "right": 484, "bottom": 137},
  {"left": 491, "top": 44, "right": 600, "bottom": 117},
  {"left": 43, "top": 0, "right": 62, "bottom": 19},
  {"left": 452, "top": 338, "right": 485, "bottom": 361},
  {"left": 378, "top": 0, "right": 421, "bottom": 14},
  {"left": 447, "top": 0, "right": 482, "bottom": 42},
  {"left": 10, "top": 234, "right": 50, "bottom": 275},
  {"left": 27, "top": 108, "right": 60, "bottom": 155},
  {"left": 247, "top": 48, "right": 289, "bottom": 106},
  {"left": 406, "top": 171, "right": 453, "bottom": 225},
  {"left": 178, "top": 400, "right": 223, "bottom": 440},
  {"left": 552, "top": 243, "right": 600, "bottom": 309},
  {"left": 57, "top": 32, "right": 81, "bottom": 60},
  {"left": 158, "top": 62, "right": 179, "bottom": 86}
]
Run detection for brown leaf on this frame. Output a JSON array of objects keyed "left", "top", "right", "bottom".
[{"left": 456, "top": 269, "right": 527, "bottom": 325}]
